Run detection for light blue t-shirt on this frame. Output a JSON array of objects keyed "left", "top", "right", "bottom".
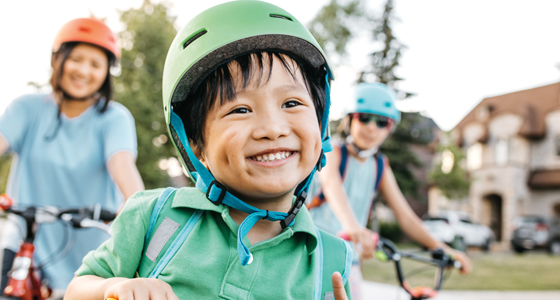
[
  {"left": 0, "top": 93, "right": 137, "bottom": 289},
  {"left": 308, "top": 152, "right": 377, "bottom": 236}
]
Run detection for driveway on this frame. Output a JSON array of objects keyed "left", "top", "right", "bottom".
[{"left": 361, "top": 280, "right": 560, "bottom": 300}]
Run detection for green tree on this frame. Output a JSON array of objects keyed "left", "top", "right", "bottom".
[
  {"left": 429, "top": 144, "right": 471, "bottom": 199},
  {"left": 308, "top": 0, "right": 363, "bottom": 62},
  {"left": 0, "top": 156, "right": 12, "bottom": 194},
  {"left": 115, "top": 0, "right": 178, "bottom": 189}
]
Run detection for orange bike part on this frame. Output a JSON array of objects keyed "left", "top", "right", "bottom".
[
  {"left": 4, "top": 243, "right": 43, "bottom": 300},
  {"left": 53, "top": 18, "right": 120, "bottom": 59},
  {"left": 0, "top": 193, "right": 13, "bottom": 210}
]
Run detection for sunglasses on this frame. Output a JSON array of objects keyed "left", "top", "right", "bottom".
[{"left": 353, "top": 113, "right": 392, "bottom": 128}]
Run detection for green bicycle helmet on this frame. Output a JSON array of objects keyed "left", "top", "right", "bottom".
[{"left": 162, "top": 0, "right": 334, "bottom": 266}]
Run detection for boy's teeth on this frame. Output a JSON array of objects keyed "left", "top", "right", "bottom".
[{"left": 253, "top": 151, "right": 291, "bottom": 162}]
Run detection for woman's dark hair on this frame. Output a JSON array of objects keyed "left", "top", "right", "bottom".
[
  {"left": 174, "top": 51, "right": 327, "bottom": 150},
  {"left": 50, "top": 42, "right": 116, "bottom": 114}
]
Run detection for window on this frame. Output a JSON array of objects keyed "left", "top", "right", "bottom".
[
  {"left": 467, "top": 143, "right": 483, "bottom": 170},
  {"left": 495, "top": 139, "right": 508, "bottom": 166},
  {"left": 441, "top": 149, "right": 455, "bottom": 174},
  {"left": 556, "top": 136, "right": 560, "bottom": 156}
]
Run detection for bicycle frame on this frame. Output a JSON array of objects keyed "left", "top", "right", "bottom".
[{"left": 0, "top": 194, "right": 114, "bottom": 300}]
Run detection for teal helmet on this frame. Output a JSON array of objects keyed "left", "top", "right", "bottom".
[
  {"left": 349, "top": 82, "right": 401, "bottom": 124},
  {"left": 162, "top": 0, "right": 333, "bottom": 266}
]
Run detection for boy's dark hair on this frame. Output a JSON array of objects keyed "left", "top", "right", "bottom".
[
  {"left": 174, "top": 51, "right": 327, "bottom": 150},
  {"left": 50, "top": 42, "right": 116, "bottom": 114}
]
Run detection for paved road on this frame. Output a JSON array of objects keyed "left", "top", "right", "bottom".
[{"left": 361, "top": 280, "right": 560, "bottom": 300}]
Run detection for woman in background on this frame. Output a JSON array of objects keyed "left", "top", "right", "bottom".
[{"left": 0, "top": 18, "right": 144, "bottom": 294}]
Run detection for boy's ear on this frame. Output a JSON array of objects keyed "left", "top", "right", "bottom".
[{"left": 190, "top": 141, "right": 208, "bottom": 168}]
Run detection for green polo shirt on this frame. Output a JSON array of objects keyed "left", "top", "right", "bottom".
[{"left": 76, "top": 188, "right": 352, "bottom": 299}]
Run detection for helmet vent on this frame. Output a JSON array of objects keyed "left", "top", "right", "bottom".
[
  {"left": 183, "top": 29, "right": 208, "bottom": 50},
  {"left": 78, "top": 26, "right": 91, "bottom": 33},
  {"left": 269, "top": 14, "right": 293, "bottom": 22}
]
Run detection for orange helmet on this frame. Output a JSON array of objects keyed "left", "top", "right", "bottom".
[{"left": 53, "top": 18, "right": 120, "bottom": 59}]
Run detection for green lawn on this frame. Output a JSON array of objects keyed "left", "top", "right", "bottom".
[{"left": 362, "top": 250, "right": 560, "bottom": 290}]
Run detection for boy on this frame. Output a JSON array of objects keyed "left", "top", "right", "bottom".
[{"left": 65, "top": 1, "right": 353, "bottom": 299}]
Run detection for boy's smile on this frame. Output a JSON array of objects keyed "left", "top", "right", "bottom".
[{"left": 199, "top": 55, "right": 322, "bottom": 209}]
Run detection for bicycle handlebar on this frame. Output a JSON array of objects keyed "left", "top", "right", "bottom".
[
  {"left": 0, "top": 194, "right": 115, "bottom": 233},
  {"left": 339, "top": 232, "right": 461, "bottom": 300}
]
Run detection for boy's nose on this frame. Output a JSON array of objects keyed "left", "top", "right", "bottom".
[{"left": 252, "top": 113, "right": 290, "bottom": 140}]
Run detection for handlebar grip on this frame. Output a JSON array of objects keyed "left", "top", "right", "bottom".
[{"left": 96, "top": 209, "right": 116, "bottom": 222}]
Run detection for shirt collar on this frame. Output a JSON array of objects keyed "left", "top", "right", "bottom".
[{"left": 171, "top": 187, "right": 318, "bottom": 254}]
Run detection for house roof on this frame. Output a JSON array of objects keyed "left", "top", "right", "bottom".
[
  {"left": 528, "top": 169, "right": 560, "bottom": 189},
  {"left": 455, "top": 82, "right": 560, "bottom": 143}
]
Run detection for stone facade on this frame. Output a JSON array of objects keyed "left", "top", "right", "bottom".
[{"left": 433, "top": 82, "right": 560, "bottom": 250}]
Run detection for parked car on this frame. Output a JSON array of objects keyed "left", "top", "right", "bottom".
[
  {"left": 548, "top": 218, "right": 560, "bottom": 255},
  {"left": 422, "top": 210, "right": 495, "bottom": 252},
  {"left": 511, "top": 215, "right": 560, "bottom": 255}
]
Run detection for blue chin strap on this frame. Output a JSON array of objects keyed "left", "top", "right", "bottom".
[{"left": 169, "top": 72, "right": 332, "bottom": 266}]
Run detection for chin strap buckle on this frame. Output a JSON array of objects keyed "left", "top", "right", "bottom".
[
  {"left": 206, "top": 180, "right": 227, "bottom": 205},
  {"left": 280, "top": 191, "right": 307, "bottom": 229}
]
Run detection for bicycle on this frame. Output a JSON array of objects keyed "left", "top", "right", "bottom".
[
  {"left": 339, "top": 233, "right": 462, "bottom": 300},
  {"left": 0, "top": 193, "right": 115, "bottom": 300}
]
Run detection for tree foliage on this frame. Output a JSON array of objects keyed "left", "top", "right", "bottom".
[
  {"left": 429, "top": 144, "right": 471, "bottom": 199},
  {"left": 115, "top": 0, "right": 178, "bottom": 189},
  {"left": 308, "top": 0, "right": 363, "bottom": 61},
  {"left": 0, "top": 156, "right": 12, "bottom": 194}
]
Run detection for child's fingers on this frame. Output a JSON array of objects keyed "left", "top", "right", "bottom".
[
  {"left": 331, "top": 272, "right": 348, "bottom": 300},
  {"left": 167, "top": 291, "right": 181, "bottom": 300}
]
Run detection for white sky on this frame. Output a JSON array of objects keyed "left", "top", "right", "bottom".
[{"left": 1, "top": 0, "right": 559, "bottom": 131}]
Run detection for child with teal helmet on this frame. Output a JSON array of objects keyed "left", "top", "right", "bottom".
[
  {"left": 307, "top": 82, "right": 471, "bottom": 299},
  {"left": 67, "top": 1, "right": 354, "bottom": 299}
]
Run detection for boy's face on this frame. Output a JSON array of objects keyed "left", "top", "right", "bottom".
[
  {"left": 199, "top": 55, "right": 322, "bottom": 204},
  {"left": 350, "top": 113, "right": 391, "bottom": 150}
]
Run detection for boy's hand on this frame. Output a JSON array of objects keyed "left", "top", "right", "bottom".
[
  {"left": 104, "top": 278, "right": 179, "bottom": 300},
  {"left": 331, "top": 272, "right": 348, "bottom": 300}
]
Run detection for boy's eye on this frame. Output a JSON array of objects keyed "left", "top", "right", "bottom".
[
  {"left": 228, "top": 107, "right": 251, "bottom": 114},
  {"left": 282, "top": 100, "right": 302, "bottom": 108}
]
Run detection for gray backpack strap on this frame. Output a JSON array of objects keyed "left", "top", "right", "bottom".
[{"left": 314, "top": 227, "right": 354, "bottom": 300}]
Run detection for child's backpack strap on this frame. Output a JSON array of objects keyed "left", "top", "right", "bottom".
[
  {"left": 137, "top": 187, "right": 204, "bottom": 278},
  {"left": 314, "top": 227, "right": 353, "bottom": 300},
  {"left": 373, "top": 152, "right": 385, "bottom": 192},
  {"left": 308, "top": 143, "right": 349, "bottom": 209}
]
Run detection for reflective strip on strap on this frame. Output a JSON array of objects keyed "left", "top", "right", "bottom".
[
  {"left": 314, "top": 227, "right": 323, "bottom": 300},
  {"left": 341, "top": 240, "right": 354, "bottom": 285},
  {"left": 145, "top": 187, "right": 176, "bottom": 246},
  {"left": 145, "top": 217, "right": 180, "bottom": 262},
  {"left": 149, "top": 209, "right": 204, "bottom": 278}
]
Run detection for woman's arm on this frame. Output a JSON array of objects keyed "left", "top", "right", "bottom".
[
  {"left": 380, "top": 166, "right": 472, "bottom": 273},
  {"left": 317, "top": 148, "right": 376, "bottom": 259},
  {"left": 107, "top": 151, "right": 144, "bottom": 202},
  {"left": 0, "top": 135, "right": 8, "bottom": 155}
]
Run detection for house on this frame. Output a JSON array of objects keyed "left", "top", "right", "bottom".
[{"left": 449, "top": 82, "right": 560, "bottom": 249}]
